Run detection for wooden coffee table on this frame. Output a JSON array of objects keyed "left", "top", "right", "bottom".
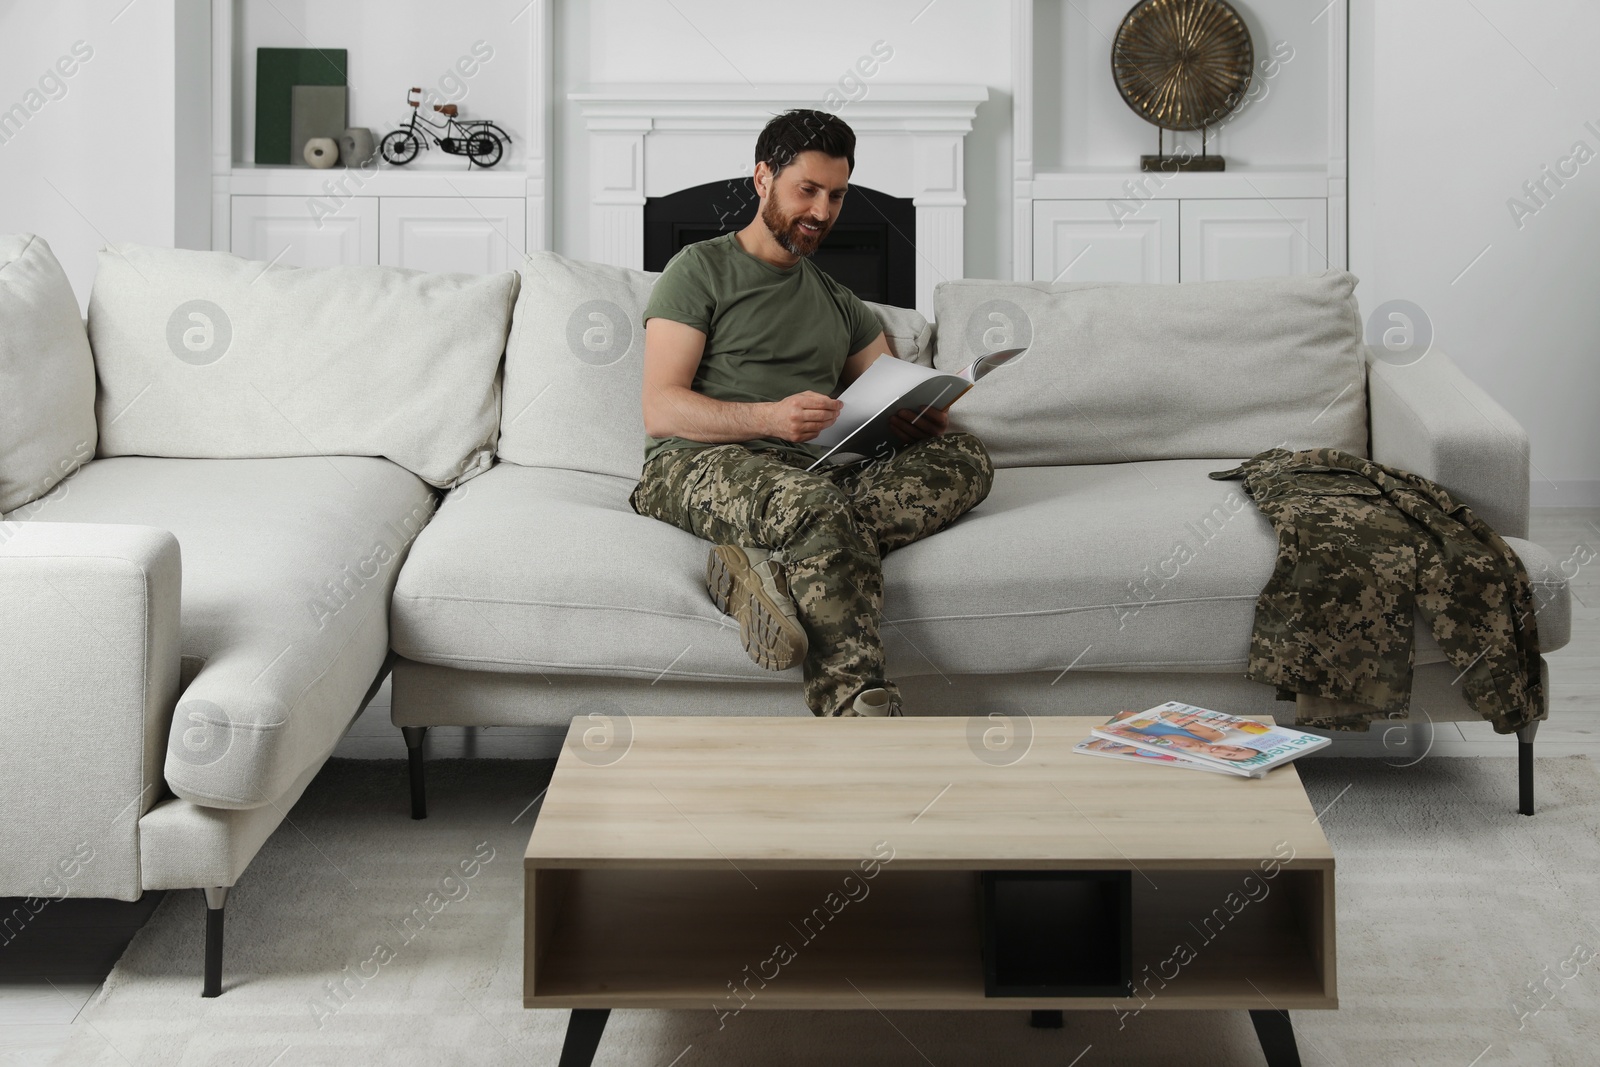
[{"left": 525, "top": 716, "right": 1335, "bottom": 1066}]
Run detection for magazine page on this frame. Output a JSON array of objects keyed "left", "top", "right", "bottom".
[
  {"left": 807, "top": 347, "right": 1029, "bottom": 471},
  {"left": 958, "top": 346, "right": 1028, "bottom": 384},
  {"left": 1092, "top": 701, "right": 1330, "bottom": 776},
  {"left": 811, "top": 356, "right": 944, "bottom": 450},
  {"left": 806, "top": 362, "right": 972, "bottom": 470},
  {"left": 1074, "top": 736, "right": 1237, "bottom": 775}
]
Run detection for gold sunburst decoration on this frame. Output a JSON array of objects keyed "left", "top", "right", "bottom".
[{"left": 1112, "top": 0, "right": 1254, "bottom": 133}]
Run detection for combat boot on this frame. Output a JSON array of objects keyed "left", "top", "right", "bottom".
[
  {"left": 838, "top": 686, "right": 903, "bottom": 717},
  {"left": 706, "top": 544, "right": 808, "bottom": 671}
]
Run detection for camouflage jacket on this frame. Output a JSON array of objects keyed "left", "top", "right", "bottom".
[{"left": 1209, "top": 448, "right": 1545, "bottom": 734}]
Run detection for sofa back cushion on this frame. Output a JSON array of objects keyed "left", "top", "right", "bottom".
[
  {"left": 0, "top": 234, "right": 97, "bottom": 513},
  {"left": 931, "top": 269, "right": 1368, "bottom": 467},
  {"left": 497, "top": 249, "right": 933, "bottom": 481},
  {"left": 88, "top": 245, "right": 518, "bottom": 489}
]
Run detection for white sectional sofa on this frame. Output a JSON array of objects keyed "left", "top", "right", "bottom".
[{"left": 0, "top": 234, "right": 1571, "bottom": 997}]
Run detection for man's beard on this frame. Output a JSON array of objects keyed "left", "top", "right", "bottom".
[{"left": 762, "top": 197, "right": 827, "bottom": 258}]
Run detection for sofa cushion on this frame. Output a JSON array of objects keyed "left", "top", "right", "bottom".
[
  {"left": 18, "top": 456, "right": 437, "bottom": 809},
  {"left": 390, "top": 458, "right": 1475, "bottom": 683},
  {"left": 87, "top": 245, "right": 517, "bottom": 489},
  {"left": 865, "top": 298, "right": 934, "bottom": 367},
  {"left": 391, "top": 462, "right": 779, "bottom": 679},
  {"left": 0, "top": 234, "right": 97, "bottom": 513},
  {"left": 496, "top": 250, "right": 933, "bottom": 483},
  {"left": 932, "top": 270, "right": 1369, "bottom": 467}
]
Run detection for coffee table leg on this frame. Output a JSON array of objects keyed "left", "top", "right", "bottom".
[
  {"left": 558, "top": 1008, "right": 610, "bottom": 1067},
  {"left": 1249, "top": 1009, "right": 1302, "bottom": 1067}
]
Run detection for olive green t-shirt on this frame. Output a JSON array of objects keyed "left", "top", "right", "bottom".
[{"left": 641, "top": 231, "right": 883, "bottom": 465}]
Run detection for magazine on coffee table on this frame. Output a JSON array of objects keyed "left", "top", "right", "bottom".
[
  {"left": 1074, "top": 712, "right": 1236, "bottom": 774},
  {"left": 804, "top": 347, "right": 1026, "bottom": 471},
  {"left": 1091, "top": 701, "right": 1331, "bottom": 778}
]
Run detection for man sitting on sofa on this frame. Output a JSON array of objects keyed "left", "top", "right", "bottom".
[{"left": 627, "top": 108, "right": 995, "bottom": 719}]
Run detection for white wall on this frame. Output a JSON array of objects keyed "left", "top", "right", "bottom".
[
  {"left": 554, "top": 0, "right": 1014, "bottom": 281},
  {"left": 1350, "top": 0, "right": 1600, "bottom": 503},
  {"left": 174, "top": 0, "right": 212, "bottom": 251},
  {"left": 0, "top": 0, "right": 192, "bottom": 306}
]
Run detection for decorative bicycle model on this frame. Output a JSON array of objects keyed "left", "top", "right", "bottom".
[{"left": 380, "top": 88, "right": 511, "bottom": 169}]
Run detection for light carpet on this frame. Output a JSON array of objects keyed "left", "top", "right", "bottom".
[{"left": 53, "top": 756, "right": 1600, "bottom": 1066}]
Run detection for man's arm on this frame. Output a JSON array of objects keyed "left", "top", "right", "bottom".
[
  {"left": 642, "top": 318, "right": 842, "bottom": 444},
  {"left": 835, "top": 331, "right": 893, "bottom": 393}
]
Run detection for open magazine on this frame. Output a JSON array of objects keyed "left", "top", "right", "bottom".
[
  {"left": 804, "top": 347, "right": 1026, "bottom": 471},
  {"left": 1074, "top": 712, "right": 1235, "bottom": 775},
  {"left": 1091, "top": 701, "right": 1331, "bottom": 778}
]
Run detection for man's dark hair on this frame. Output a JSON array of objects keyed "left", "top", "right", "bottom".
[{"left": 755, "top": 108, "right": 855, "bottom": 181}]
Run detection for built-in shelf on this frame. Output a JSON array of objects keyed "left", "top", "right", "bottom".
[
  {"left": 226, "top": 164, "right": 529, "bottom": 199},
  {"left": 208, "top": 0, "right": 552, "bottom": 263}
]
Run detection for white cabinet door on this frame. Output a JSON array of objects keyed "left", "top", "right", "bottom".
[
  {"left": 1179, "top": 199, "right": 1329, "bottom": 282},
  {"left": 230, "top": 196, "right": 378, "bottom": 267},
  {"left": 378, "top": 198, "right": 527, "bottom": 274},
  {"left": 1032, "top": 200, "right": 1178, "bottom": 284}
]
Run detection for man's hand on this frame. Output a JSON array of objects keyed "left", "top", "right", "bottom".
[
  {"left": 768, "top": 391, "right": 843, "bottom": 443},
  {"left": 888, "top": 404, "right": 949, "bottom": 444}
]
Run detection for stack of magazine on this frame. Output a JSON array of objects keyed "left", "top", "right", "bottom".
[{"left": 1074, "top": 702, "right": 1331, "bottom": 778}]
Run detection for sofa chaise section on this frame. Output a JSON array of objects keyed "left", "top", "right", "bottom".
[
  {"left": 0, "top": 233, "right": 518, "bottom": 995},
  {"left": 19, "top": 455, "right": 436, "bottom": 811}
]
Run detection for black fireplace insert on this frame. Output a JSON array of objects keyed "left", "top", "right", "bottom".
[{"left": 643, "top": 177, "right": 916, "bottom": 308}]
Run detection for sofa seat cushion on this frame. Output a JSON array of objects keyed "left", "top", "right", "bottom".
[
  {"left": 391, "top": 462, "right": 782, "bottom": 680},
  {"left": 389, "top": 458, "right": 1493, "bottom": 685},
  {"left": 15, "top": 456, "right": 436, "bottom": 809}
]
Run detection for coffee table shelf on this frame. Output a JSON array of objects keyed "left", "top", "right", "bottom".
[{"left": 528, "top": 865, "right": 1330, "bottom": 1010}]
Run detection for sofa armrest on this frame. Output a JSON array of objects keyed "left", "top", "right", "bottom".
[
  {"left": 1367, "top": 347, "right": 1531, "bottom": 539},
  {"left": 0, "top": 522, "right": 181, "bottom": 900}
]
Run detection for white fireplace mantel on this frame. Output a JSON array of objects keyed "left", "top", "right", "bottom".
[{"left": 569, "top": 83, "right": 989, "bottom": 317}]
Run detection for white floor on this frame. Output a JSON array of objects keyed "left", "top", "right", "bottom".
[{"left": 2, "top": 507, "right": 1595, "bottom": 1064}]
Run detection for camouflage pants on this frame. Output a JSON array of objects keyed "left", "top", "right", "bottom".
[{"left": 628, "top": 432, "right": 995, "bottom": 717}]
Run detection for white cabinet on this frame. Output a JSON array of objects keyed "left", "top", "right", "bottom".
[
  {"left": 231, "top": 196, "right": 379, "bottom": 268},
  {"left": 228, "top": 193, "right": 527, "bottom": 274},
  {"left": 1179, "top": 199, "right": 1329, "bottom": 282},
  {"left": 1030, "top": 197, "right": 1330, "bottom": 284},
  {"left": 378, "top": 198, "right": 527, "bottom": 274},
  {"left": 1033, "top": 199, "right": 1178, "bottom": 284}
]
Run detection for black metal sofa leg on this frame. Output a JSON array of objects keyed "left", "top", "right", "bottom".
[
  {"left": 202, "top": 886, "right": 228, "bottom": 997},
  {"left": 403, "top": 726, "right": 429, "bottom": 820},
  {"left": 1518, "top": 721, "right": 1538, "bottom": 816}
]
